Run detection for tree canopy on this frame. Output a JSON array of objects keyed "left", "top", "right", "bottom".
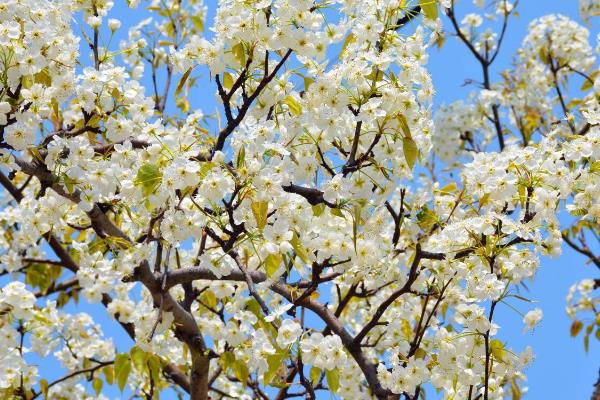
[{"left": 0, "top": 0, "right": 599, "bottom": 399}]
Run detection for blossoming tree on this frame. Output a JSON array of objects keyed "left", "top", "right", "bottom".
[{"left": 0, "top": 0, "right": 598, "bottom": 399}]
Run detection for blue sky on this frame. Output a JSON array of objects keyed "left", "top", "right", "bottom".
[{"left": 15, "top": 0, "right": 599, "bottom": 399}]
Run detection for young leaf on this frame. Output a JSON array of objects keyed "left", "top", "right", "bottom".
[
  {"left": 148, "top": 355, "right": 162, "bottom": 385},
  {"left": 219, "top": 351, "right": 236, "bottom": 370},
  {"left": 223, "top": 72, "right": 234, "bottom": 90},
  {"left": 103, "top": 365, "right": 114, "bottom": 385},
  {"left": 352, "top": 204, "right": 362, "bottom": 251},
  {"left": 135, "top": 163, "right": 163, "bottom": 196},
  {"left": 339, "top": 33, "right": 356, "bottom": 59},
  {"left": 232, "top": 42, "right": 246, "bottom": 66},
  {"left": 232, "top": 360, "right": 249, "bottom": 385},
  {"left": 403, "top": 136, "right": 418, "bottom": 170},
  {"left": 114, "top": 353, "right": 132, "bottom": 392},
  {"left": 175, "top": 67, "right": 193, "bottom": 97},
  {"left": 309, "top": 366, "right": 321, "bottom": 384},
  {"left": 490, "top": 339, "right": 506, "bottom": 363},
  {"left": 419, "top": 0, "right": 438, "bottom": 20},
  {"left": 265, "top": 253, "right": 282, "bottom": 278},
  {"left": 93, "top": 377, "right": 103, "bottom": 396},
  {"left": 40, "top": 379, "right": 49, "bottom": 399},
  {"left": 264, "top": 350, "right": 288, "bottom": 385},
  {"left": 236, "top": 145, "right": 246, "bottom": 168},
  {"left": 312, "top": 203, "right": 325, "bottom": 216},
  {"left": 570, "top": 320, "right": 583, "bottom": 337},
  {"left": 284, "top": 95, "right": 302, "bottom": 115},
  {"left": 251, "top": 201, "right": 269, "bottom": 230},
  {"left": 510, "top": 377, "right": 522, "bottom": 400},
  {"left": 130, "top": 346, "right": 149, "bottom": 371},
  {"left": 330, "top": 207, "right": 344, "bottom": 218},
  {"left": 416, "top": 206, "right": 438, "bottom": 231},
  {"left": 304, "top": 76, "right": 314, "bottom": 90},
  {"left": 581, "top": 70, "right": 599, "bottom": 91},
  {"left": 201, "top": 289, "right": 218, "bottom": 309},
  {"left": 290, "top": 232, "right": 310, "bottom": 263},
  {"left": 325, "top": 368, "right": 340, "bottom": 393},
  {"left": 397, "top": 114, "right": 412, "bottom": 138}
]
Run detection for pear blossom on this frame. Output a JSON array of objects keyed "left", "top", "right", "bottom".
[{"left": 0, "top": 0, "right": 598, "bottom": 398}]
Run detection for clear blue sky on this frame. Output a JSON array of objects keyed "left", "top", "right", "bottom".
[{"left": 17, "top": 1, "right": 599, "bottom": 399}]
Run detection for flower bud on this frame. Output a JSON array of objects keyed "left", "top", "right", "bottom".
[{"left": 108, "top": 18, "right": 121, "bottom": 31}]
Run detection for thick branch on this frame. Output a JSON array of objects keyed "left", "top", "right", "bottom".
[
  {"left": 281, "top": 183, "right": 336, "bottom": 208},
  {"left": 15, "top": 158, "right": 128, "bottom": 240}
]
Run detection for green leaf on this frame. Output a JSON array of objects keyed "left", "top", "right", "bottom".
[
  {"left": 201, "top": 289, "right": 218, "bottom": 309},
  {"left": 584, "top": 324, "right": 594, "bottom": 352},
  {"left": 325, "top": 368, "right": 340, "bottom": 393},
  {"left": 403, "top": 136, "right": 418, "bottom": 170},
  {"left": 581, "top": 70, "right": 599, "bottom": 92},
  {"left": 401, "top": 319, "right": 412, "bottom": 338},
  {"left": 34, "top": 68, "right": 52, "bottom": 86},
  {"left": 148, "top": 355, "right": 162, "bottom": 385},
  {"left": 220, "top": 351, "right": 236, "bottom": 370},
  {"left": 330, "top": 207, "right": 344, "bottom": 218},
  {"left": 366, "top": 68, "right": 384, "bottom": 82},
  {"left": 105, "top": 235, "right": 132, "bottom": 250},
  {"left": 419, "top": 0, "right": 438, "bottom": 19},
  {"left": 293, "top": 71, "right": 315, "bottom": 92},
  {"left": 223, "top": 72, "right": 234, "bottom": 90},
  {"left": 290, "top": 232, "right": 309, "bottom": 263},
  {"left": 130, "top": 346, "right": 149, "bottom": 371},
  {"left": 517, "top": 184, "right": 527, "bottom": 208},
  {"left": 589, "top": 161, "right": 600, "bottom": 174},
  {"left": 114, "top": 353, "right": 132, "bottom": 392},
  {"left": 265, "top": 253, "right": 282, "bottom": 278},
  {"left": 352, "top": 204, "right": 361, "bottom": 251},
  {"left": 414, "top": 348, "right": 427, "bottom": 359},
  {"left": 93, "top": 377, "right": 103, "bottom": 396},
  {"left": 309, "top": 366, "right": 321, "bottom": 384},
  {"left": 232, "top": 42, "right": 246, "bottom": 66},
  {"left": 246, "top": 298, "right": 262, "bottom": 317},
  {"left": 304, "top": 76, "right": 314, "bottom": 91},
  {"left": 489, "top": 339, "right": 506, "bottom": 363},
  {"left": 252, "top": 201, "right": 269, "bottom": 230},
  {"left": 191, "top": 15, "right": 204, "bottom": 32},
  {"left": 25, "top": 263, "right": 53, "bottom": 292},
  {"left": 437, "top": 182, "right": 458, "bottom": 195},
  {"left": 135, "top": 163, "right": 163, "bottom": 196},
  {"left": 284, "top": 95, "right": 302, "bottom": 115},
  {"left": 570, "top": 320, "right": 583, "bottom": 337},
  {"left": 511, "top": 294, "right": 536, "bottom": 303},
  {"left": 103, "top": 365, "right": 114, "bottom": 385},
  {"left": 312, "top": 204, "right": 325, "bottom": 216},
  {"left": 175, "top": 67, "right": 193, "bottom": 97},
  {"left": 510, "top": 377, "right": 521, "bottom": 400},
  {"left": 232, "top": 360, "right": 249, "bottom": 385},
  {"left": 236, "top": 145, "right": 246, "bottom": 169},
  {"left": 338, "top": 33, "right": 356, "bottom": 59},
  {"left": 264, "top": 350, "right": 288, "bottom": 385},
  {"left": 397, "top": 114, "right": 411, "bottom": 138},
  {"left": 40, "top": 379, "right": 49, "bottom": 399}
]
